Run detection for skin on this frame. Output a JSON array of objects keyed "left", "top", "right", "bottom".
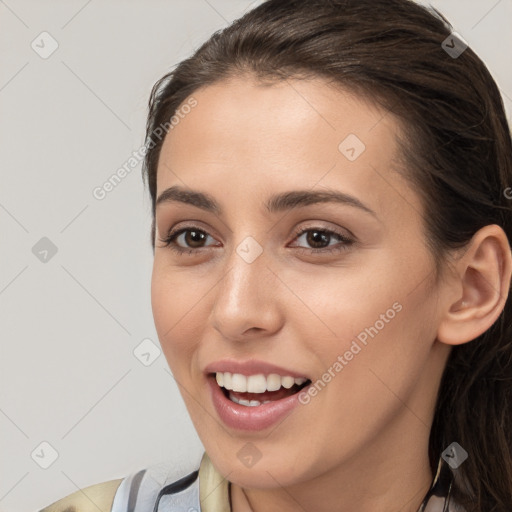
[{"left": 150, "top": 75, "right": 512, "bottom": 512}]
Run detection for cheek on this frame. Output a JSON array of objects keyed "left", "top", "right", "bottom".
[
  {"left": 286, "top": 253, "right": 435, "bottom": 389},
  {"left": 310, "top": 275, "right": 436, "bottom": 423},
  {"left": 279, "top": 256, "right": 406, "bottom": 342},
  {"left": 150, "top": 265, "right": 208, "bottom": 372}
]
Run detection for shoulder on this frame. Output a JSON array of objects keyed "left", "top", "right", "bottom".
[
  {"left": 38, "top": 478, "right": 123, "bottom": 512},
  {"left": 38, "top": 455, "right": 207, "bottom": 512}
]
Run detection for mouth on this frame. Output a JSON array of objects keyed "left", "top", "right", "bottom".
[{"left": 210, "top": 372, "right": 312, "bottom": 407}]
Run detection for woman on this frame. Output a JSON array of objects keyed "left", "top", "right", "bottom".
[{"left": 39, "top": 0, "right": 512, "bottom": 510}]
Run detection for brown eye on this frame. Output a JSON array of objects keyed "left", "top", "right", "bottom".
[
  {"left": 291, "top": 227, "right": 354, "bottom": 254},
  {"left": 159, "top": 226, "right": 218, "bottom": 254}
]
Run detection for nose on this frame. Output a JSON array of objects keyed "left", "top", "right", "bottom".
[{"left": 209, "top": 238, "right": 284, "bottom": 342}]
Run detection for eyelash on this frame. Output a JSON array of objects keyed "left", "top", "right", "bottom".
[{"left": 158, "top": 224, "right": 355, "bottom": 257}]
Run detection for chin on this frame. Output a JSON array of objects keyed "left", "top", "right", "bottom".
[{"left": 209, "top": 445, "right": 313, "bottom": 489}]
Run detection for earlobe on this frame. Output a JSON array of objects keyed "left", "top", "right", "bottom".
[{"left": 436, "top": 224, "right": 512, "bottom": 347}]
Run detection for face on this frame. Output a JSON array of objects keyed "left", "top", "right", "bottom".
[{"left": 151, "top": 76, "right": 451, "bottom": 489}]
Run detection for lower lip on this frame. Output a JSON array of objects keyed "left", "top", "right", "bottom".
[{"left": 208, "top": 375, "right": 307, "bottom": 431}]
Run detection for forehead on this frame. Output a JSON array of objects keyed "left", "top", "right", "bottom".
[
  {"left": 156, "top": 76, "right": 421, "bottom": 223},
  {"left": 161, "top": 75, "right": 395, "bottom": 153}
]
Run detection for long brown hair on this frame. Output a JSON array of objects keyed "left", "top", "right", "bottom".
[{"left": 141, "top": 1, "right": 512, "bottom": 509}]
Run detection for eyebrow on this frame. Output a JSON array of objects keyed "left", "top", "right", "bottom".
[{"left": 155, "top": 185, "right": 378, "bottom": 218}]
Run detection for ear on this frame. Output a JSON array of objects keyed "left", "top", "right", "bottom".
[{"left": 437, "top": 224, "right": 512, "bottom": 346}]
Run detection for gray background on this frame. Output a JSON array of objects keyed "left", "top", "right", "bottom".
[{"left": 1, "top": 1, "right": 511, "bottom": 511}]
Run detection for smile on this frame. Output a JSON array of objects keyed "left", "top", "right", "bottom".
[
  {"left": 207, "top": 370, "right": 312, "bottom": 430},
  {"left": 215, "top": 372, "right": 311, "bottom": 406}
]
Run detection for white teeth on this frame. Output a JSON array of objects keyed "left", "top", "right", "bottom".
[
  {"left": 281, "top": 376, "right": 295, "bottom": 389},
  {"left": 223, "top": 372, "right": 232, "bottom": 390},
  {"left": 231, "top": 373, "right": 247, "bottom": 392},
  {"left": 267, "top": 373, "right": 282, "bottom": 391},
  {"left": 215, "top": 372, "right": 308, "bottom": 393},
  {"left": 247, "top": 374, "right": 267, "bottom": 393},
  {"left": 229, "top": 391, "right": 272, "bottom": 406}
]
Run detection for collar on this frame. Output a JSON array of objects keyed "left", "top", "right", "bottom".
[
  {"left": 198, "top": 452, "right": 455, "bottom": 512},
  {"left": 198, "top": 451, "right": 231, "bottom": 512}
]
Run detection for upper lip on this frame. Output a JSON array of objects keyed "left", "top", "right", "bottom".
[{"left": 204, "top": 359, "right": 310, "bottom": 379}]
